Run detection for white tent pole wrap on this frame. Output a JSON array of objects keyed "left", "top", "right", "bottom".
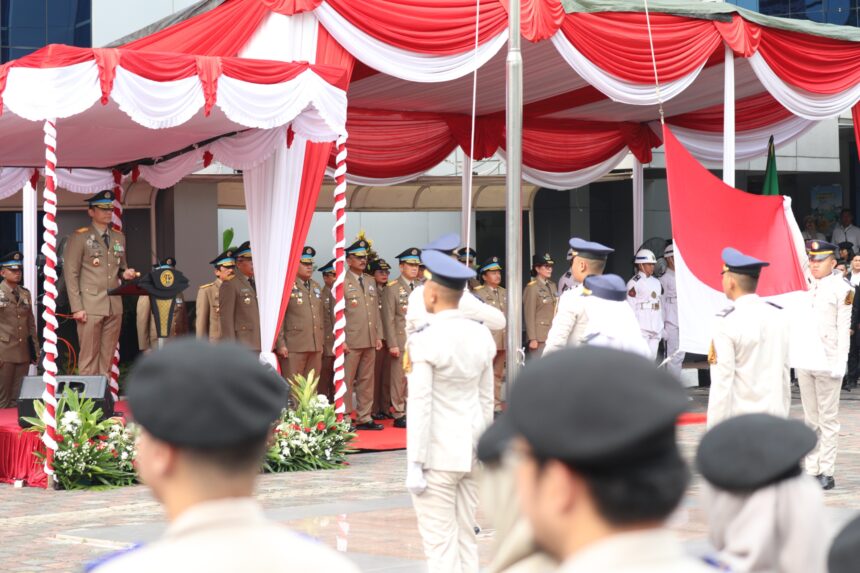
[
  {"left": 633, "top": 157, "right": 645, "bottom": 250},
  {"left": 22, "top": 173, "right": 38, "bottom": 327},
  {"left": 332, "top": 134, "right": 348, "bottom": 420},
  {"left": 461, "top": 153, "right": 472, "bottom": 247},
  {"left": 506, "top": 0, "right": 524, "bottom": 382},
  {"left": 723, "top": 44, "right": 736, "bottom": 187}
]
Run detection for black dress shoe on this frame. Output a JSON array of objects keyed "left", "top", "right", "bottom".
[
  {"left": 355, "top": 421, "right": 384, "bottom": 431},
  {"left": 821, "top": 475, "right": 836, "bottom": 490},
  {"left": 393, "top": 417, "right": 407, "bottom": 429},
  {"left": 371, "top": 412, "right": 386, "bottom": 420}
]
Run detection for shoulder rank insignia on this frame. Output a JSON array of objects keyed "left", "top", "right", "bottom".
[
  {"left": 474, "top": 285, "right": 484, "bottom": 291},
  {"left": 75, "top": 227, "right": 89, "bottom": 233},
  {"left": 200, "top": 282, "right": 214, "bottom": 289},
  {"left": 527, "top": 280, "right": 536, "bottom": 286},
  {"left": 387, "top": 279, "right": 397, "bottom": 286},
  {"left": 708, "top": 340, "right": 717, "bottom": 365},
  {"left": 632, "top": 274, "right": 641, "bottom": 282},
  {"left": 716, "top": 306, "right": 735, "bottom": 318},
  {"left": 846, "top": 290, "right": 855, "bottom": 306},
  {"left": 402, "top": 348, "right": 412, "bottom": 374},
  {"left": 766, "top": 301, "right": 783, "bottom": 310}
]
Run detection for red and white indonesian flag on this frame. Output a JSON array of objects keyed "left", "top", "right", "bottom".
[{"left": 664, "top": 124, "right": 824, "bottom": 368}]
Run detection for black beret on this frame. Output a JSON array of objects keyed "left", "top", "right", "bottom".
[
  {"left": 477, "top": 413, "right": 513, "bottom": 464},
  {"left": 829, "top": 515, "right": 860, "bottom": 573},
  {"left": 127, "top": 339, "right": 288, "bottom": 448},
  {"left": 696, "top": 414, "right": 816, "bottom": 492},
  {"left": 482, "top": 347, "right": 688, "bottom": 469}
]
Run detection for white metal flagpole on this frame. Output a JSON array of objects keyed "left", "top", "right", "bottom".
[{"left": 723, "top": 44, "right": 735, "bottom": 187}]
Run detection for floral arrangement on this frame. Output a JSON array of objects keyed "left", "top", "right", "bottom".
[
  {"left": 23, "top": 390, "right": 137, "bottom": 490},
  {"left": 264, "top": 372, "right": 355, "bottom": 473}
]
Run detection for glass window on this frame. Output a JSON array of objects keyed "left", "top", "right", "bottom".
[
  {"left": 1, "top": 0, "right": 90, "bottom": 63},
  {"left": 759, "top": 0, "right": 792, "bottom": 16}
]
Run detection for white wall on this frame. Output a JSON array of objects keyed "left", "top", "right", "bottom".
[{"left": 92, "top": 0, "right": 201, "bottom": 46}]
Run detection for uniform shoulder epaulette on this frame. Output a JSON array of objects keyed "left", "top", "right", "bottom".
[
  {"left": 846, "top": 288, "right": 855, "bottom": 306},
  {"left": 19, "top": 285, "right": 31, "bottom": 293},
  {"left": 632, "top": 274, "right": 641, "bottom": 282},
  {"left": 766, "top": 301, "right": 783, "bottom": 310},
  {"left": 75, "top": 227, "right": 89, "bottom": 233},
  {"left": 527, "top": 280, "right": 536, "bottom": 286},
  {"left": 387, "top": 279, "right": 398, "bottom": 286},
  {"left": 581, "top": 332, "right": 600, "bottom": 344},
  {"left": 199, "top": 282, "right": 214, "bottom": 289},
  {"left": 716, "top": 306, "right": 735, "bottom": 317},
  {"left": 474, "top": 285, "right": 484, "bottom": 291}
]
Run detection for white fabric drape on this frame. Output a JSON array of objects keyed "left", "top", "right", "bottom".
[
  {"left": 520, "top": 147, "right": 629, "bottom": 190},
  {"left": 3, "top": 61, "right": 101, "bottom": 121},
  {"left": 0, "top": 167, "right": 33, "bottom": 199},
  {"left": 656, "top": 117, "right": 817, "bottom": 164},
  {"left": 549, "top": 31, "right": 705, "bottom": 105},
  {"left": 243, "top": 137, "right": 309, "bottom": 366},
  {"left": 315, "top": 2, "right": 507, "bottom": 83},
  {"left": 748, "top": 52, "right": 860, "bottom": 120},
  {"left": 111, "top": 69, "right": 204, "bottom": 130}
]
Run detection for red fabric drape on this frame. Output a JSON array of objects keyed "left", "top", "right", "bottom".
[
  {"left": 758, "top": 27, "right": 860, "bottom": 94},
  {"left": 668, "top": 92, "right": 793, "bottom": 133},
  {"left": 122, "top": 0, "right": 270, "bottom": 56},
  {"left": 714, "top": 15, "right": 760, "bottom": 58},
  {"left": 523, "top": 85, "right": 607, "bottom": 117},
  {"left": 497, "top": 0, "right": 565, "bottom": 42},
  {"left": 560, "top": 12, "right": 723, "bottom": 83},
  {"left": 264, "top": 0, "right": 323, "bottom": 14},
  {"left": 0, "top": 426, "right": 46, "bottom": 488},
  {"left": 324, "top": 0, "right": 509, "bottom": 55},
  {"left": 853, "top": 102, "right": 860, "bottom": 163}
]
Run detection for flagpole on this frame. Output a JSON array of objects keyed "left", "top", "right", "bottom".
[
  {"left": 723, "top": 44, "right": 735, "bottom": 187},
  {"left": 505, "top": 0, "right": 523, "bottom": 383}
]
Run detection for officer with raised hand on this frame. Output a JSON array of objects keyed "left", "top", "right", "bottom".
[{"left": 543, "top": 237, "right": 613, "bottom": 355}]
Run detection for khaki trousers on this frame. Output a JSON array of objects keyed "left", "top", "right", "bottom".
[
  {"left": 77, "top": 314, "right": 122, "bottom": 377},
  {"left": 278, "top": 351, "right": 322, "bottom": 385},
  {"left": 373, "top": 344, "right": 391, "bottom": 415},
  {"left": 411, "top": 466, "right": 480, "bottom": 573},
  {"left": 0, "top": 361, "right": 28, "bottom": 408},
  {"left": 798, "top": 369, "right": 842, "bottom": 476},
  {"left": 493, "top": 350, "right": 506, "bottom": 412},
  {"left": 345, "top": 347, "right": 375, "bottom": 423},
  {"left": 390, "top": 350, "right": 407, "bottom": 419},
  {"left": 319, "top": 354, "right": 334, "bottom": 399}
]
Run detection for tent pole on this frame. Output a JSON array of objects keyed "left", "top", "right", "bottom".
[
  {"left": 506, "top": 0, "right": 523, "bottom": 382},
  {"left": 22, "top": 174, "right": 37, "bottom": 327},
  {"left": 723, "top": 44, "right": 735, "bottom": 187},
  {"left": 461, "top": 153, "right": 472, "bottom": 245},
  {"left": 633, "top": 157, "right": 644, "bottom": 251}
]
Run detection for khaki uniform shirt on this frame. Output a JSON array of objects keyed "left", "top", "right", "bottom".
[
  {"left": 382, "top": 276, "right": 414, "bottom": 350},
  {"left": 523, "top": 277, "right": 557, "bottom": 343},
  {"left": 344, "top": 271, "right": 380, "bottom": 349},
  {"left": 64, "top": 225, "right": 128, "bottom": 316},
  {"left": 375, "top": 282, "right": 387, "bottom": 342},
  {"left": 92, "top": 498, "right": 360, "bottom": 573},
  {"left": 557, "top": 530, "right": 714, "bottom": 573},
  {"left": 321, "top": 285, "right": 335, "bottom": 357},
  {"left": 0, "top": 281, "right": 39, "bottom": 363},
  {"left": 473, "top": 285, "right": 507, "bottom": 350},
  {"left": 808, "top": 271, "right": 853, "bottom": 372},
  {"left": 136, "top": 293, "right": 189, "bottom": 351},
  {"left": 219, "top": 273, "right": 261, "bottom": 352},
  {"left": 195, "top": 279, "right": 222, "bottom": 342},
  {"left": 276, "top": 278, "right": 324, "bottom": 354}
]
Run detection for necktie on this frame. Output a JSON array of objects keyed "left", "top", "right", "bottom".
[
  {"left": 249, "top": 277, "right": 256, "bottom": 292},
  {"left": 359, "top": 276, "right": 365, "bottom": 290},
  {"left": 102, "top": 232, "right": 109, "bottom": 249},
  {"left": 305, "top": 280, "right": 311, "bottom": 290},
  {"left": 409, "top": 282, "right": 414, "bottom": 291}
]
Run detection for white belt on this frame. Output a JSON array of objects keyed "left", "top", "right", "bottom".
[
  {"left": 637, "top": 303, "right": 660, "bottom": 310},
  {"left": 665, "top": 296, "right": 677, "bottom": 302}
]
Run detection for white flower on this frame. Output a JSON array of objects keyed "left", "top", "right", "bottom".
[
  {"left": 121, "top": 452, "right": 129, "bottom": 460},
  {"left": 316, "top": 395, "right": 330, "bottom": 406}
]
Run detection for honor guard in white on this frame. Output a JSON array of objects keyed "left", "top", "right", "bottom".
[
  {"left": 658, "top": 244, "right": 684, "bottom": 375},
  {"left": 707, "top": 248, "right": 791, "bottom": 429},
  {"left": 697, "top": 415, "right": 827, "bottom": 573},
  {"left": 543, "top": 238, "right": 613, "bottom": 355},
  {"left": 405, "top": 248, "right": 496, "bottom": 573},
  {"left": 89, "top": 340, "right": 358, "bottom": 573},
  {"left": 404, "top": 233, "right": 505, "bottom": 336},
  {"left": 579, "top": 275, "right": 651, "bottom": 358},
  {"left": 797, "top": 240, "right": 852, "bottom": 491},
  {"left": 556, "top": 247, "right": 577, "bottom": 295},
  {"left": 627, "top": 249, "right": 664, "bottom": 358},
  {"left": 481, "top": 347, "right": 713, "bottom": 573}
]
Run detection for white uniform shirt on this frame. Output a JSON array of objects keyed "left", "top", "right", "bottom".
[
  {"left": 658, "top": 268, "right": 678, "bottom": 327},
  {"left": 831, "top": 223, "right": 860, "bottom": 252},
  {"left": 807, "top": 271, "right": 853, "bottom": 373},
  {"left": 406, "top": 309, "right": 496, "bottom": 472},
  {"left": 707, "top": 294, "right": 791, "bottom": 428},
  {"left": 580, "top": 296, "right": 652, "bottom": 358},
  {"left": 626, "top": 273, "right": 664, "bottom": 338},
  {"left": 557, "top": 271, "right": 577, "bottom": 296},
  {"left": 93, "top": 498, "right": 359, "bottom": 573},
  {"left": 404, "top": 284, "right": 505, "bottom": 335},
  {"left": 556, "top": 529, "right": 714, "bottom": 573},
  {"left": 543, "top": 284, "right": 589, "bottom": 355}
]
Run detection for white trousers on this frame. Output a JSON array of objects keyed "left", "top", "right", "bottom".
[
  {"left": 643, "top": 333, "right": 660, "bottom": 359},
  {"left": 411, "top": 467, "right": 480, "bottom": 573},
  {"left": 797, "top": 370, "right": 841, "bottom": 477},
  {"left": 663, "top": 323, "right": 684, "bottom": 377}
]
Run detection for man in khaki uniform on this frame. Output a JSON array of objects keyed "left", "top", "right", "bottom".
[
  {"left": 370, "top": 258, "right": 392, "bottom": 420},
  {"left": 343, "top": 240, "right": 383, "bottom": 430},
  {"left": 195, "top": 249, "right": 235, "bottom": 342},
  {"left": 64, "top": 190, "right": 137, "bottom": 376},
  {"left": 473, "top": 256, "right": 507, "bottom": 413},
  {"left": 219, "top": 242, "right": 261, "bottom": 352},
  {"left": 318, "top": 258, "right": 336, "bottom": 398},
  {"left": 523, "top": 253, "right": 557, "bottom": 358},
  {"left": 137, "top": 258, "right": 189, "bottom": 351},
  {"left": 383, "top": 248, "right": 421, "bottom": 429},
  {"left": 798, "top": 240, "right": 852, "bottom": 490},
  {"left": 0, "top": 252, "right": 39, "bottom": 408},
  {"left": 275, "top": 247, "right": 324, "bottom": 383}
]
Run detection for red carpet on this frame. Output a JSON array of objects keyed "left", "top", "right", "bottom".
[
  {"left": 351, "top": 418, "right": 406, "bottom": 451},
  {"left": 678, "top": 412, "right": 707, "bottom": 425}
]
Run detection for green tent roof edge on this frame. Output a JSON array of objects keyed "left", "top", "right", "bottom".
[{"left": 562, "top": 0, "right": 860, "bottom": 42}]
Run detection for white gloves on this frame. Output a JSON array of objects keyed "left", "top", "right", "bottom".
[
  {"left": 830, "top": 363, "right": 846, "bottom": 380},
  {"left": 405, "top": 461, "right": 427, "bottom": 496}
]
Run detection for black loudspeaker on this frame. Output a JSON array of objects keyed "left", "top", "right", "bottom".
[{"left": 17, "top": 376, "right": 114, "bottom": 428}]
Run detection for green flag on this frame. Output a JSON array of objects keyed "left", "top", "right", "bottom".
[{"left": 762, "top": 135, "right": 779, "bottom": 196}]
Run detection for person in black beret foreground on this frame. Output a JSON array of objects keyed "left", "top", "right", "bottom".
[
  {"left": 828, "top": 514, "right": 860, "bottom": 573},
  {"left": 482, "top": 346, "right": 713, "bottom": 573},
  {"left": 697, "top": 414, "right": 827, "bottom": 573},
  {"left": 89, "top": 339, "right": 358, "bottom": 573}
]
